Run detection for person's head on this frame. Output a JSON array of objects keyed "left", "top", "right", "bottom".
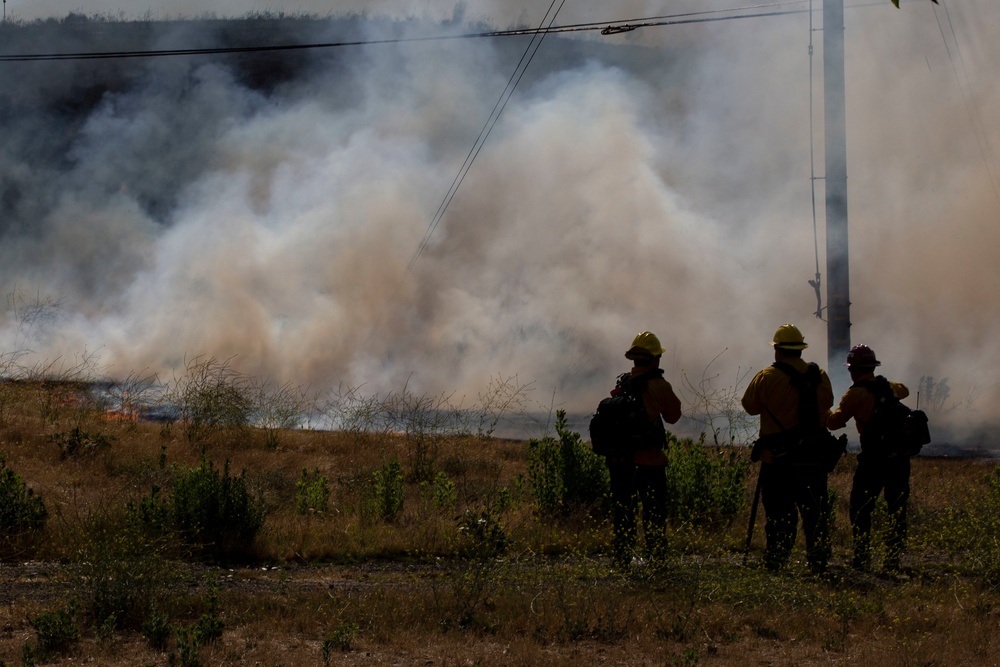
[
  {"left": 770, "top": 323, "right": 808, "bottom": 360},
  {"left": 625, "top": 331, "right": 664, "bottom": 369},
  {"left": 845, "top": 343, "right": 880, "bottom": 379}
]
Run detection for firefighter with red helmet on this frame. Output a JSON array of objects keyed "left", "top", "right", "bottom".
[
  {"left": 608, "top": 331, "right": 682, "bottom": 566},
  {"left": 827, "top": 344, "right": 912, "bottom": 573},
  {"left": 741, "top": 324, "right": 835, "bottom": 573}
]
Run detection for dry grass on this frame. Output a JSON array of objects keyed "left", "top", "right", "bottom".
[{"left": 0, "top": 381, "right": 998, "bottom": 666}]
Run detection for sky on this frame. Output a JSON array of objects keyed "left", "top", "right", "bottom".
[{"left": 1, "top": 1, "right": 998, "bottom": 446}]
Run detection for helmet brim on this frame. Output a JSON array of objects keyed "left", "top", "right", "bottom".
[
  {"left": 625, "top": 347, "right": 662, "bottom": 360},
  {"left": 771, "top": 342, "right": 808, "bottom": 350}
]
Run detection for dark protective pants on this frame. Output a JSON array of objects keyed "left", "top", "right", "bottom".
[
  {"left": 850, "top": 453, "right": 911, "bottom": 568},
  {"left": 760, "top": 461, "right": 831, "bottom": 570},
  {"left": 608, "top": 460, "right": 667, "bottom": 561}
]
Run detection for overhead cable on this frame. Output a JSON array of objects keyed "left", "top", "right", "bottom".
[
  {"left": 406, "top": 0, "right": 566, "bottom": 273},
  {"left": 0, "top": 2, "right": 808, "bottom": 62}
]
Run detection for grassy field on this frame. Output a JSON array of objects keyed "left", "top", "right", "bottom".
[{"left": 0, "top": 377, "right": 999, "bottom": 666}]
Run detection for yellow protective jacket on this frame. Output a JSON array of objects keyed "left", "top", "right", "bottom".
[
  {"left": 630, "top": 367, "right": 682, "bottom": 467},
  {"left": 741, "top": 358, "right": 834, "bottom": 438},
  {"left": 826, "top": 371, "right": 910, "bottom": 437}
]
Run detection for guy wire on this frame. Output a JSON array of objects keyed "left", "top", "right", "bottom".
[{"left": 807, "top": 0, "right": 825, "bottom": 320}]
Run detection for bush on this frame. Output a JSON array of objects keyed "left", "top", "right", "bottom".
[
  {"left": 295, "top": 467, "right": 331, "bottom": 515},
  {"left": 30, "top": 604, "right": 79, "bottom": 660},
  {"left": 361, "top": 460, "right": 405, "bottom": 523},
  {"left": 663, "top": 433, "right": 747, "bottom": 524},
  {"left": 432, "top": 471, "right": 457, "bottom": 510},
  {"left": 167, "top": 356, "right": 255, "bottom": 444},
  {"left": 0, "top": 455, "right": 47, "bottom": 537},
  {"left": 70, "top": 519, "right": 177, "bottom": 632},
  {"left": 456, "top": 506, "right": 508, "bottom": 558},
  {"left": 130, "top": 457, "right": 265, "bottom": 559},
  {"left": 962, "top": 466, "right": 1000, "bottom": 586},
  {"left": 174, "top": 582, "right": 224, "bottom": 667},
  {"left": 322, "top": 622, "right": 359, "bottom": 662},
  {"left": 527, "top": 410, "right": 608, "bottom": 515}
]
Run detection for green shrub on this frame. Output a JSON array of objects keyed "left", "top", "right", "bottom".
[
  {"left": 130, "top": 457, "right": 265, "bottom": 559},
  {"left": 70, "top": 519, "right": 176, "bottom": 632},
  {"left": 295, "top": 467, "right": 331, "bottom": 515},
  {"left": 142, "top": 609, "right": 172, "bottom": 651},
  {"left": 0, "top": 456, "right": 47, "bottom": 537},
  {"left": 433, "top": 471, "right": 457, "bottom": 510},
  {"left": 322, "top": 622, "right": 359, "bottom": 662},
  {"left": 361, "top": 460, "right": 405, "bottom": 523},
  {"left": 959, "top": 466, "right": 1000, "bottom": 586},
  {"left": 456, "top": 504, "right": 508, "bottom": 558},
  {"left": 527, "top": 410, "right": 608, "bottom": 515},
  {"left": 174, "top": 580, "right": 224, "bottom": 667},
  {"left": 29, "top": 604, "right": 79, "bottom": 659},
  {"left": 663, "top": 433, "right": 747, "bottom": 524}
]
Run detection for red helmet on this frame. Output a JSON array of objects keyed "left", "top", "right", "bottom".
[{"left": 845, "top": 344, "right": 880, "bottom": 368}]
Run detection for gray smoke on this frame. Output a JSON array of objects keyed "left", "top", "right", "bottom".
[{"left": 0, "top": 2, "right": 998, "bottom": 445}]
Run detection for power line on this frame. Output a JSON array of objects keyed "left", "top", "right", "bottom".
[
  {"left": 406, "top": 0, "right": 567, "bottom": 273},
  {"left": 0, "top": 3, "right": 809, "bottom": 62},
  {"left": 932, "top": 0, "right": 1000, "bottom": 210}
]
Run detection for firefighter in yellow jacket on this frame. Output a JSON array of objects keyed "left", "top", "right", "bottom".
[
  {"left": 827, "top": 344, "right": 911, "bottom": 572},
  {"left": 608, "top": 331, "right": 682, "bottom": 565},
  {"left": 741, "top": 324, "right": 834, "bottom": 572}
]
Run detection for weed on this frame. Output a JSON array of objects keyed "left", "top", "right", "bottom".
[
  {"left": 673, "top": 647, "right": 700, "bottom": 666},
  {"left": 361, "top": 460, "right": 405, "bottom": 523},
  {"left": 431, "top": 560, "right": 506, "bottom": 632},
  {"left": 918, "top": 375, "right": 951, "bottom": 413},
  {"left": 142, "top": 609, "right": 172, "bottom": 651},
  {"left": 21, "top": 642, "right": 35, "bottom": 667},
  {"left": 47, "top": 425, "right": 115, "bottom": 459},
  {"left": 433, "top": 471, "right": 457, "bottom": 510},
  {"left": 173, "top": 579, "right": 224, "bottom": 667},
  {"left": 167, "top": 355, "right": 255, "bottom": 444},
  {"left": 527, "top": 410, "right": 608, "bottom": 516},
  {"left": 68, "top": 515, "right": 178, "bottom": 632},
  {"left": 663, "top": 433, "right": 747, "bottom": 525},
  {"left": 130, "top": 456, "right": 265, "bottom": 559},
  {"left": 295, "top": 467, "right": 330, "bottom": 515},
  {"left": 249, "top": 377, "right": 314, "bottom": 449},
  {"left": 471, "top": 374, "right": 535, "bottom": 439},
  {"left": 321, "top": 622, "right": 359, "bottom": 662},
  {"left": 29, "top": 604, "right": 79, "bottom": 660},
  {"left": 680, "top": 354, "right": 756, "bottom": 446},
  {"left": 0, "top": 455, "right": 47, "bottom": 540},
  {"left": 456, "top": 504, "right": 508, "bottom": 558}
]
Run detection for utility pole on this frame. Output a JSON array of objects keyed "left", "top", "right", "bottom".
[{"left": 824, "top": 0, "right": 851, "bottom": 389}]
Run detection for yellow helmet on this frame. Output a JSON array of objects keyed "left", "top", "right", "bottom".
[
  {"left": 625, "top": 331, "right": 665, "bottom": 359},
  {"left": 770, "top": 323, "right": 808, "bottom": 350}
]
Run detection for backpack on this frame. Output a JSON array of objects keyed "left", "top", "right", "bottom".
[
  {"left": 858, "top": 376, "right": 931, "bottom": 458},
  {"left": 757, "top": 362, "right": 846, "bottom": 471},
  {"left": 588, "top": 370, "right": 665, "bottom": 457}
]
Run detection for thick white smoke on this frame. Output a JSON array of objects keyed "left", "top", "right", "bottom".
[{"left": 0, "top": 2, "right": 998, "bottom": 446}]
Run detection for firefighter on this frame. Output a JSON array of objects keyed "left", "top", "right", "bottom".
[
  {"left": 826, "top": 344, "right": 911, "bottom": 573},
  {"left": 608, "top": 331, "right": 682, "bottom": 566},
  {"left": 741, "top": 324, "right": 834, "bottom": 573}
]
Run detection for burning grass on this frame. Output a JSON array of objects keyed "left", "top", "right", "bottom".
[{"left": 0, "top": 379, "right": 998, "bottom": 665}]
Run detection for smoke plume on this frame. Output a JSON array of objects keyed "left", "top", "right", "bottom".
[{"left": 0, "top": 1, "right": 998, "bottom": 446}]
